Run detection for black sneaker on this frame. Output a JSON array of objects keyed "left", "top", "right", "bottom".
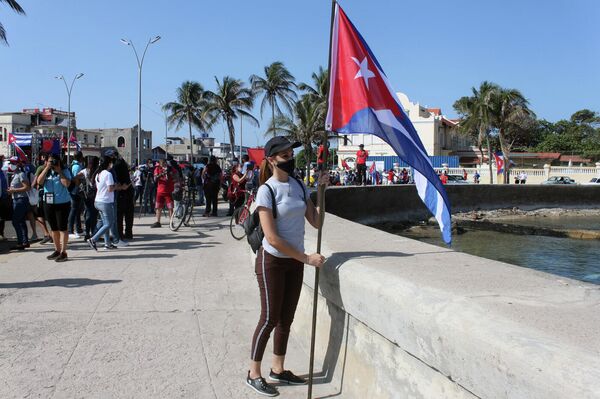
[
  {"left": 87, "top": 239, "right": 98, "bottom": 251},
  {"left": 246, "top": 372, "right": 279, "bottom": 397},
  {"left": 55, "top": 252, "right": 68, "bottom": 262},
  {"left": 151, "top": 222, "right": 161, "bottom": 228},
  {"left": 268, "top": 369, "right": 307, "bottom": 385},
  {"left": 40, "top": 236, "right": 52, "bottom": 245},
  {"left": 46, "top": 250, "right": 61, "bottom": 260},
  {"left": 103, "top": 244, "right": 117, "bottom": 250}
]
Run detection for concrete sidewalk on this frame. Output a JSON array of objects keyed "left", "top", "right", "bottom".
[{"left": 0, "top": 210, "right": 335, "bottom": 398}]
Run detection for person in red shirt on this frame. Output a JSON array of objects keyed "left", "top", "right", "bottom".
[
  {"left": 440, "top": 171, "right": 449, "bottom": 185},
  {"left": 151, "top": 158, "right": 177, "bottom": 228},
  {"left": 355, "top": 144, "right": 368, "bottom": 185},
  {"left": 387, "top": 169, "right": 395, "bottom": 185}
]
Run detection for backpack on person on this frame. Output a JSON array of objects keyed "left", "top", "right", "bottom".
[
  {"left": 244, "top": 177, "right": 307, "bottom": 254},
  {"left": 244, "top": 184, "right": 276, "bottom": 254},
  {"left": 79, "top": 172, "right": 97, "bottom": 200}
]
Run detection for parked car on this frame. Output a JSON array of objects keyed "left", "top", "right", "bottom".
[
  {"left": 446, "top": 174, "right": 470, "bottom": 184},
  {"left": 582, "top": 177, "right": 600, "bottom": 185},
  {"left": 541, "top": 176, "right": 576, "bottom": 185}
]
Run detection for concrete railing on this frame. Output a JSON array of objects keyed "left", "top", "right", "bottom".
[
  {"left": 435, "top": 164, "right": 600, "bottom": 184},
  {"left": 292, "top": 213, "right": 600, "bottom": 398}
]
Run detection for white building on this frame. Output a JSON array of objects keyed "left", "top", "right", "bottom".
[{"left": 336, "top": 92, "right": 471, "bottom": 164}]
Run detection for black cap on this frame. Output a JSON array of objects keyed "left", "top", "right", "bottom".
[
  {"left": 359, "top": 144, "right": 364, "bottom": 148},
  {"left": 264, "top": 136, "right": 301, "bottom": 157}
]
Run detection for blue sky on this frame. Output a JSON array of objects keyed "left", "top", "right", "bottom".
[{"left": 0, "top": 0, "right": 598, "bottom": 148}]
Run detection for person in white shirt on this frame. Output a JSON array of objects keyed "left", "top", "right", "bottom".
[{"left": 87, "top": 156, "right": 122, "bottom": 251}]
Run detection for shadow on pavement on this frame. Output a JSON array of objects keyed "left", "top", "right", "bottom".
[{"left": 0, "top": 278, "right": 122, "bottom": 289}]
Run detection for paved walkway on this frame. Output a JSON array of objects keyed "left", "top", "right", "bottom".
[{"left": 0, "top": 208, "right": 334, "bottom": 398}]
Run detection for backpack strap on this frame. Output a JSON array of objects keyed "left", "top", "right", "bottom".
[
  {"left": 264, "top": 183, "right": 277, "bottom": 219},
  {"left": 290, "top": 176, "right": 307, "bottom": 203}
]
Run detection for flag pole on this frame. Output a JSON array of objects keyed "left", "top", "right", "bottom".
[{"left": 307, "top": 1, "right": 336, "bottom": 398}]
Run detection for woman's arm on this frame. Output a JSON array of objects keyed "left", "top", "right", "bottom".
[
  {"left": 37, "top": 165, "right": 51, "bottom": 186},
  {"left": 304, "top": 200, "right": 322, "bottom": 229},
  {"left": 7, "top": 177, "right": 30, "bottom": 194},
  {"left": 259, "top": 207, "right": 324, "bottom": 268},
  {"left": 58, "top": 168, "right": 71, "bottom": 188}
]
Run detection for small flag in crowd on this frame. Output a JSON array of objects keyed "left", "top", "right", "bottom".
[
  {"left": 494, "top": 152, "right": 504, "bottom": 176},
  {"left": 325, "top": 3, "right": 452, "bottom": 244}
]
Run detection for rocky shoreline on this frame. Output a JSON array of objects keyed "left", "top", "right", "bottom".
[{"left": 374, "top": 208, "right": 600, "bottom": 240}]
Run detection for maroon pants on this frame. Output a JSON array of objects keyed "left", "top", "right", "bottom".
[{"left": 251, "top": 247, "right": 304, "bottom": 362}]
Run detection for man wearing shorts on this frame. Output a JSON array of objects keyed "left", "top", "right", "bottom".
[
  {"left": 355, "top": 144, "right": 369, "bottom": 185},
  {"left": 151, "top": 158, "right": 176, "bottom": 228}
]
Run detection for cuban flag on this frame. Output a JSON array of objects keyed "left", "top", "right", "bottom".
[
  {"left": 69, "top": 133, "right": 82, "bottom": 150},
  {"left": 7, "top": 133, "right": 29, "bottom": 161},
  {"left": 325, "top": 3, "right": 452, "bottom": 244},
  {"left": 494, "top": 152, "right": 504, "bottom": 175},
  {"left": 8, "top": 132, "right": 32, "bottom": 146}
]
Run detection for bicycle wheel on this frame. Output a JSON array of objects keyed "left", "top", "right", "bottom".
[
  {"left": 184, "top": 200, "right": 194, "bottom": 225},
  {"left": 170, "top": 201, "right": 186, "bottom": 231},
  {"left": 229, "top": 205, "right": 248, "bottom": 240}
]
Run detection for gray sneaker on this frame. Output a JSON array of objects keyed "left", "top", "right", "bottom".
[{"left": 246, "top": 372, "right": 278, "bottom": 397}]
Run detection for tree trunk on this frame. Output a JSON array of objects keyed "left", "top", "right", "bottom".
[
  {"left": 304, "top": 144, "right": 312, "bottom": 185},
  {"left": 226, "top": 116, "right": 236, "bottom": 161},
  {"left": 498, "top": 128, "right": 510, "bottom": 184},
  {"left": 188, "top": 113, "right": 194, "bottom": 163},
  {"left": 485, "top": 133, "right": 493, "bottom": 184},
  {"left": 272, "top": 102, "right": 276, "bottom": 136}
]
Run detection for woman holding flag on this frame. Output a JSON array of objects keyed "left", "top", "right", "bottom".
[{"left": 246, "top": 136, "right": 326, "bottom": 397}]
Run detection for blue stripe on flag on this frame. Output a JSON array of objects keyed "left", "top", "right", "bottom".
[{"left": 338, "top": 108, "right": 452, "bottom": 244}]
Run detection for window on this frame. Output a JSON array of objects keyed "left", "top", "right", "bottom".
[
  {"left": 94, "top": 135, "right": 98, "bottom": 144},
  {"left": 135, "top": 137, "right": 138, "bottom": 148},
  {"left": 83, "top": 134, "right": 88, "bottom": 144},
  {"left": 117, "top": 136, "right": 126, "bottom": 148}
]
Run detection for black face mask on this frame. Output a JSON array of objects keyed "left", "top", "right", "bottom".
[{"left": 275, "top": 158, "right": 295, "bottom": 175}]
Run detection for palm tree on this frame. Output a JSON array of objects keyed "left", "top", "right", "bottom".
[
  {"left": 162, "top": 81, "right": 209, "bottom": 163},
  {"left": 204, "top": 76, "right": 258, "bottom": 160},
  {"left": 250, "top": 61, "right": 297, "bottom": 135},
  {"left": 453, "top": 81, "right": 499, "bottom": 183},
  {"left": 298, "top": 66, "right": 329, "bottom": 117},
  {"left": 493, "top": 88, "right": 535, "bottom": 183},
  {"left": 0, "top": 0, "right": 25, "bottom": 45},
  {"left": 267, "top": 97, "right": 325, "bottom": 182}
]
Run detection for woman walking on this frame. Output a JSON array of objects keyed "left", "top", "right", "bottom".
[
  {"left": 6, "top": 158, "right": 31, "bottom": 250},
  {"left": 247, "top": 136, "right": 326, "bottom": 397},
  {"left": 87, "top": 156, "right": 120, "bottom": 251},
  {"left": 81, "top": 156, "right": 99, "bottom": 240},
  {"left": 36, "top": 154, "right": 72, "bottom": 262},
  {"left": 202, "top": 155, "right": 222, "bottom": 217}
]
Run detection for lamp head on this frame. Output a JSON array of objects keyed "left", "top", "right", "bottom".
[
  {"left": 120, "top": 38, "right": 131, "bottom": 45},
  {"left": 75, "top": 73, "right": 84, "bottom": 79},
  {"left": 150, "top": 35, "right": 161, "bottom": 44}
]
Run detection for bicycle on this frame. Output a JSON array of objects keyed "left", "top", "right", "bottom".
[
  {"left": 229, "top": 188, "right": 257, "bottom": 240},
  {"left": 170, "top": 176, "right": 196, "bottom": 231}
]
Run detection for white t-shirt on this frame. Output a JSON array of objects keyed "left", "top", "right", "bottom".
[
  {"left": 95, "top": 170, "right": 115, "bottom": 203},
  {"left": 255, "top": 176, "right": 309, "bottom": 258}
]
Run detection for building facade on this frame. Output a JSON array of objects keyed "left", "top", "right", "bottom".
[{"left": 83, "top": 127, "right": 152, "bottom": 165}]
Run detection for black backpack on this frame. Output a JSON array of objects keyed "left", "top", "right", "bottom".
[
  {"left": 244, "top": 184, "right": 276, "bottom": 254},
  {"left": 244, "top": 177, "right": 307, "bottom": 254}
]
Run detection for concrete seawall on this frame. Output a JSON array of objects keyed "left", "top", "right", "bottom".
[
  {"left": 316, "top": 185, "right": 600, "bottom": 225},
  {"left": 291, "top": 213, "right": 600, "bottom": 398}
]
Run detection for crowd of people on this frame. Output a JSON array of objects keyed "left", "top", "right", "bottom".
[{"left": 0, "top": 149, "right": 271, "bottom": 259}]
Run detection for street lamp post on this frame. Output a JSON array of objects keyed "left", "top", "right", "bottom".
[
  {"left": 55, "top": 73, "right": 84, "bottom": 164},
  {"left": 157, "top": 102, "right": 168, "bottom": 160},
  {"left": 121, "top": 35, "right": 161, "bottom": 165}
]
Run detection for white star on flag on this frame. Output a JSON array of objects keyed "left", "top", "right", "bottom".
[{"left": 351, "top": 57, "right": 376, "bottom": 89}]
